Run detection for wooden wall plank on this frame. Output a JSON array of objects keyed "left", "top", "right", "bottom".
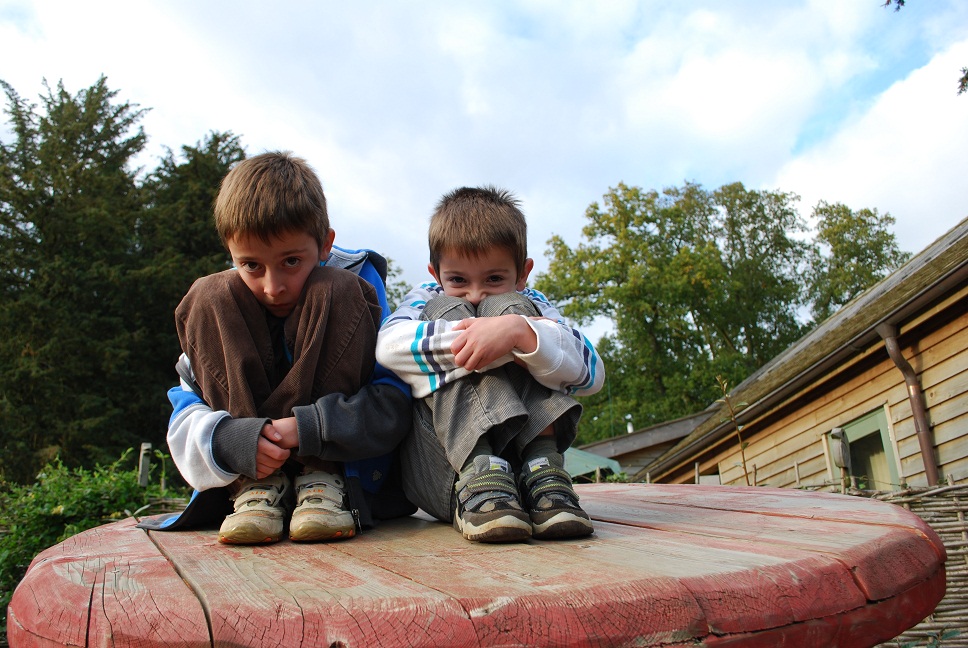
[{"left": 704, "top": 301, "right": 968, "bottom": 488}]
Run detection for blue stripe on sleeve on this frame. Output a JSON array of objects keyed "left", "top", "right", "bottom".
[
  {"left": 168, "top": 386, "right": 205, "bottom": 426},
  {"left": 410, "top": 321, "right": 438, "bottom": 393}
]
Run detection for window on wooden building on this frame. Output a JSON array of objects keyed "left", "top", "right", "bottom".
[{"left": 829, "top": 408, "right": 901, "bottom": 491}]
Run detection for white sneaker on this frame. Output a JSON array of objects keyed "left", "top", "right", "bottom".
[
  {"left": 218, "top": 471, "right": 291, "bottom": 545},
  {"left": 289, "top": 471, "right": 356, "bottom": 542}
]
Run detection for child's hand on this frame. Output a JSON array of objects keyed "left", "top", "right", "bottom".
[
  {"left": 263, "top": 417, "right": 299, "bottom": 449},
  {"left": 255, "top": 435, "right": 290, "bottom": 479},
  {"left": 451, "top": 315, "right": 537, "bottom": 371}
]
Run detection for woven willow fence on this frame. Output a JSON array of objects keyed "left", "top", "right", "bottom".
[{"left": 867, "top": 482, "right": 968, "bottom": 648}]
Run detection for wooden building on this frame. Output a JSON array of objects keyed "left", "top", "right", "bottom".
[{"left": 639, "top": 216, "right": 968, "bottom": 489}]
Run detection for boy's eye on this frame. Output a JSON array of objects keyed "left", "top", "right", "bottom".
[
  {"left": 284, "top": 257, "right": 301, "bottom": 268},
  {"left": 448, "top": 277, "right": 466, "bottom": 285},
  {"left": 487, "top": 275, "right": 506, "bottom": 284},
  {"left": 240, "top": 261, "right": 261, "bottom": 272}
]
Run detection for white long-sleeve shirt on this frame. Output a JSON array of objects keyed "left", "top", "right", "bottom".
[{"left": 377, "top": 283, "right": 604, "bottom": 399}]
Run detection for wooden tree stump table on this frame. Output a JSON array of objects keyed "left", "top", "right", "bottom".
[{"left": 7, "top": 483, "right": 946, "bottom": 647}]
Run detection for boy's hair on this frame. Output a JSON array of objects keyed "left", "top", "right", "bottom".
[
  {"left": 429, "top": 186, "right": 528, "bottom": 275},
  {"left": 214, "top": 152, "right": 329, "bottom": 247}
]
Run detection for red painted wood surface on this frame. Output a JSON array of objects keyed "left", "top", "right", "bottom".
[{"left": 8, "top": 483, "right": 946, "bottom": 647}]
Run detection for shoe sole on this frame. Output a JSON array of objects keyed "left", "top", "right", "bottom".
[
  {"left": 531, "top": 512, "right": 594, "bottom": 540},
  {"left": 289, "top": 520, "right": 356, "bottom": 543},
  {"left": 218, "top": 522, "right": 283, "bottom": 545},
  {"left": 455, "top": 514, "right": 532, "bottom": 543}
]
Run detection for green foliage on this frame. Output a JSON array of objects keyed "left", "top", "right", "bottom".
[
  {"left": 536, "top": 181, "right": 813, "bottom": 442},
  {"left": 536, "top": 182, "right": 908, "bottom": 446},
  {"left": 0, "top": 77, "right": 242, "bottom": 482},
  {"left": 0, "top": 450, "right": 187, "bottom": 639},
  {"left": 806, "top": 201, "right": 911, "bottom": 323},
  {"left": 0, "top": 77, "right": 149, "bottom": 478},
  {"left": 384, "top": 256, "right": 412, "bottom": 309}
]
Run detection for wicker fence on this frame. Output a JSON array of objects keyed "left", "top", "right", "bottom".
[{"left": 868, "top": 482, "right": 968, "bottom": 648}]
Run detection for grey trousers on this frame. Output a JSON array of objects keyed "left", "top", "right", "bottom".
[{"left": 399, "top": 292, "right": 582, "bottom": 522}]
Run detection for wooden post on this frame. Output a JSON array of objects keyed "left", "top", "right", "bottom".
[
  {"left": 138, "top": 443, "right": 152, "bottom": 487},
  {"left": 694, "top": 462, "right": 700, "bottom": 484},
  {"left": 794, "top": 461, "right": 801, "bottom": 487}
]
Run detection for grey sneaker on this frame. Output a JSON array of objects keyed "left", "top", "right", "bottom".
[
  {"left": 520, "top": 457, "right": 594, "bottom": 540},
  {"left": 454, "top": 455, "right": 531, "bottom": 543},
  {"left": 218, "top": 471, "right": 291, "bottom": 545},
  {"left": 289, "top": 471, "right": 356, "bottom": 542}
]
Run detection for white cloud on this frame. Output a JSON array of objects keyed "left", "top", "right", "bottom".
[
  {"left": 775, "top": 39, "right": 968, "bottom": 254},
  {"left": 2, "top": 0, "right": 966, "bottom": 290}
]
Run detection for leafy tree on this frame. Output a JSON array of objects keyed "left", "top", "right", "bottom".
[
  {"left": 538, "top": 181, "right": 908, "bottom": 445},
  {"left": 535, "top": 182, "right": 811, "bottom": 442},
  {"left": 806, "top": 201, "right": 911, "bottom": 323},
  {"left": 0, "top": 78, "right": 241, "bottom": 483},
  {"left": 0, "top": 77, "right": 149, "bottom": 480},
  {"left": 140, "top": 132, "right": 242, "bottom": 278},
  {"left": 711, "top": 182, "right": 811, "bottom": 366}
]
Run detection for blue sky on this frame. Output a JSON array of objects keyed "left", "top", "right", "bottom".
[{"left": 2, "top": 1, "right": 967, "bottom": 312}]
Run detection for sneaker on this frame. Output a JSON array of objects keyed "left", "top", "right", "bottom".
[
  {"left": 218, "top": 471, "right": 291, "bottom": 545},
  {"left": 454, "top": 455, "right": 532, "bottom": 543},
  {"left": 520, "top": 457, "right": 594, "bottom": 540},
  {"left": 289, "top": 471, "right": 356, "bottom": 542}
]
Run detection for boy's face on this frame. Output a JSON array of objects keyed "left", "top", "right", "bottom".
[
  {"left": 227, "top": 229, "right": 335, "bottom": 317},
  {"left": 430, "top": 247, "right": 533, "bottom": 307}
]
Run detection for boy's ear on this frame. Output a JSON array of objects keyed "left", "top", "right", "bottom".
[
  {"left": 515, "top": 258, "right": 534, "bottom": 291},
  {"left": 427, "top": 262, "right": 440, "bottom": 283},
  {"left": 319, "top": 229, "right": 336, "bottom": 261}
]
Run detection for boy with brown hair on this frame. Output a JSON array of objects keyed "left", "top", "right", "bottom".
[
  {"left": 140, "top": 152, "right": 413, "bottom": 544},
  {"left": 377, "top": 186, "right": 604, "bottom": 543}
]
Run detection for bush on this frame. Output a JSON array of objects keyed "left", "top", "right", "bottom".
[{"left": 0, "top": 449, "right": 186, "bottom": 641}]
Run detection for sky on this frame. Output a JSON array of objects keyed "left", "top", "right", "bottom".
[{"left": 2, "top": 1, "right": 967, "bottom": 313}]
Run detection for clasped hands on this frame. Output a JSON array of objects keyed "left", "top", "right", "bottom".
[
  {"left": 256, "top": 416, "right": 297, "bottom": 478},
  {"left": 451, "top": 313, "right": 540, "bottom": 371},
  {"left": 254, "top": 314, "right": 546, "bottom": 478}
]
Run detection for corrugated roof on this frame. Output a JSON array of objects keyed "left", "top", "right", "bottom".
[{"left": 564, "top": 447, "right": 622, "bottom": 479}]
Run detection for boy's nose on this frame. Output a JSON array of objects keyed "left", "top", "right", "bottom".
[
  {"left": 264, "top": 273, "right": 286, "bottom": 297},
  {"left": 466, "top": 289, "right": 484, "bottom": 306}
]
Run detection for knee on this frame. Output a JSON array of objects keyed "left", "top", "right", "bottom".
[
  {"left": 477, "top": 292, "right": 540, "bottom": 318},
  {"left": 423, "top": 294, "right": 476, "bottom": 321}
]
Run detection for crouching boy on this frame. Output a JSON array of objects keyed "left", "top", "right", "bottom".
[
  {"left": 140, "top": 152, "right": 413, "bottom": 544},
  {"left": 377, "top": 186, "right": 604, "bottom": 542}
]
